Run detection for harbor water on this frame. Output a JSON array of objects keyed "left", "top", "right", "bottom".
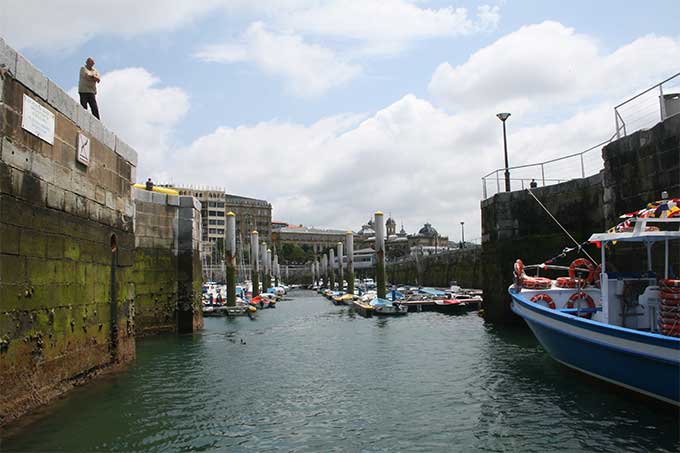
[{"left": 2, "top": 291, "right": 678, "bottom": 452}]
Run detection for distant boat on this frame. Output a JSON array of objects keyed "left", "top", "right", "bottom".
[{"left": 510, "top": 207, "right": 680, "bottom": 406}]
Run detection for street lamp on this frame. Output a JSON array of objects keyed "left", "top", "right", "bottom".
[
  {"left": 496, "top": 112, "right": 511, "bottom": 192},
  {"left": 460, "top": 221, "right": 465, "bottom": 248}
]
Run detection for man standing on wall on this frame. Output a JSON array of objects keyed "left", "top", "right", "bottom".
[{"left": 78, "top": 57, "right": 101, "bottom": 119}]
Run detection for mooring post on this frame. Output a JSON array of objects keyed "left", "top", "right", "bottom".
[
  {"left": 260, "top": 242, "right": 268, "bottom": 293},
  {"left": 226, "top": 212, "right": 237, "bottom": 306},
  {"left": 346, "top": 231, "right": 355, "bottom": 295},
  {"left": 251, "top": 230, "right": 260, "bottom": 297},
  {"left": 323, "top": 254, "right": 329, "bottom": 288},
  {"left": 375, "top": 211, "right": 386, "bottom": 299},
  {"left": 337, "top": 241, "right": 344, "bottom": 292},
  {"left": 273, "top": 254, "right": 279, "bottom": 287},
  {"left": 329, "top": 248, "right": 336, "bottom": 290}
]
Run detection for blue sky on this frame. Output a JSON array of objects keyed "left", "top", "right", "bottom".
[{"left": 3, "top": 1, "right": 679, "bottom": 239}]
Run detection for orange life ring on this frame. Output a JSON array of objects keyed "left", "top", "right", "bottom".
[
  {"left": 593, "top": 265, "right": 602, "bottom": 287},
  {"left": 660, "top": 291, "right": 680, "bottom": 301},
  {"left": 556, "top": 277, "right": 585, "bottom": 288},
  {"left": 530, "top": 293, "right": 556, "bottom": 309},
  {"left": 514, "top": 259, "right": 525, "bottom": 277},
  {"left": 523, "top": 277, "right": 552, "bottom": 289},
  {"left": 567, "top": 291, "right": 596, "bottom": 319},
  {"left": 568, "top": 258, "right": 596, "bottom": 284}
]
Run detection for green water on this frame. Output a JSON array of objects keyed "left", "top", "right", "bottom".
[{"left": 2, "top": 291, "right": 678, "bottom": 452}]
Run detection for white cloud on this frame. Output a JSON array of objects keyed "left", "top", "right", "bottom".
[
  {"left": 429, "top": 21, "right": 680, "bottom": 112},
  {"left": 167, "top": 93, "right": 612, "bottom": 241},
  {"left": 69, "top": 68, "right": 189, "bottom": 181},
  {"left": 1, "top": 0, "right": 223, "bottom": 51},
  {"left": 195, "top": 22, "right": 361, "bottom": 97},
  {"left": 2, "top": 0, "right": 501, "bottom": 55}
]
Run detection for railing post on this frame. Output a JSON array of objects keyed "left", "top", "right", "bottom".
[
  {"left": 660, "top": 84, "right": 667, "bottom": 121},
  {"left": 615, "top": 109, "right": 620, "bottom": 139},
  {"left": 580, "top": 154, "right": 585, "bottom": 178},
  {"left": 541, "top": 164, "right": 545, "bottom": 186}
]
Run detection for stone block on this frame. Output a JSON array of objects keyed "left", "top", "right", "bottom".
[
  {"left": 75, "top": 104, "right": 92, "bottom": 133},
  {"left": 151, "top": 191, "right": 167, "bottom": 205},
  {"left": 114, "top": 136, "right": 138, "bottom": 167},
  {"left": 31, "top": 152, "right": 54, "bottom": 183},
  {"left": 0, "top": 37, "right": 18, "bottom": 75},
  {"left": 132, "top": 187, "right": 152, "bottom": 202},
  {"left": 1, "top": 138, "right": 32, "bottom": 171},
  {"left": 46, "top": 184, "right": 65, "bottom": 210},
  {"left": 167, "top": 194, "right": 179, "bottom": 206},
  {"left": 90, "top": 117, "right": 116, "bottom": 150},
  {"left": 47, "top": 80, "right": 77, "bottom": 123},
  {"left": 105, "top": 191, "right": 115, "bottom": 210},
  {"left": 16, "top": 53, "right": 48, "bottom": 100}
]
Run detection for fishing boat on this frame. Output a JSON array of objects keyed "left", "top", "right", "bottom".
[{"left": 509, "top": 200, "right": 680, "bottom": 406}]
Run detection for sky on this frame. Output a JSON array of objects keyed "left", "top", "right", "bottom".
[{"left": 2, "top": 0, "right": 679, "bottom": 242}]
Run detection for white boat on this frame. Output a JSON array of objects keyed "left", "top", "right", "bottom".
[{"left": 510, "top": 210, "right": 680, "bottom": 406}]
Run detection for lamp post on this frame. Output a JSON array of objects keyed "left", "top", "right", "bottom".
[
  {"left": 496, "top": 112, "right": 511, "bottom": 192},
  {"left": 460, "top": 221, "right": 465, "bottom": 249}
]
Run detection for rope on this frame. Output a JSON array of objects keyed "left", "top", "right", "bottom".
[{"left": 526, "top": 188, "right": 599, "bottom": 265}]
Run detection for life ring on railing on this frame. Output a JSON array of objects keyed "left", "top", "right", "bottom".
[
  {"left": 514, "top": 259, "right": 524, "bottom": 278},
  {"left": 530, "top": 293, "right": 556, "bottom": 309},
  {"left": 660, "top": 291, "right": 680, "bottom": 301},
  {"left": 568, "top": 258, "right": 595, "bottom": 284},
  {"left": 523, "top": 277, "right": 553, "bottom": 290},
  {"left": 567, "top": 292, "right": 596, "bottom": 319},
  {"left": 556, "top": 277, "right": 585, "bottom": 289}
]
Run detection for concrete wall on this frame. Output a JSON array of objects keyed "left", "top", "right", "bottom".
[
  {"left": 481, "top": 114, "right": 680, "bottom": 322},
  {"left": 0, "top": 38, "right": 203, "bottom": 426},
  {"left": 0, "top": 39, "right": 137, "bottom": 425},
  {"left": 132, "top": 189, "right": 203, "bottom": 335}
]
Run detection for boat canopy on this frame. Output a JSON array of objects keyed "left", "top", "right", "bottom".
[{"left": 589, "top": 218, "right": 680, "bottom": 244}]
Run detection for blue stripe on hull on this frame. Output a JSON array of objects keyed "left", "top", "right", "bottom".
[
  {"left": 510, "top": 291, "right": 680, "bottom": 405},
  {"left": 525, "top": 318, "right": 680, "bottom": 404}
]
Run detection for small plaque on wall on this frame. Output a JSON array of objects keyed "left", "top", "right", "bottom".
[
  {"left": 21, "top": 94, "right": 55, "bottom": 145},
  {"left": 77, "top": 132, "right": 90, "bottom": 166}
]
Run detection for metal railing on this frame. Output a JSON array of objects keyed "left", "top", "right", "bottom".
[
  {"left": 614, "top": 71, "right": 680, "bottom": 139},
  {"left": 481, "top": 135, "right": 615, "bottom": 199}
]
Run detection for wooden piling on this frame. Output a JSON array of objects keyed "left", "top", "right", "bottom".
[
  {"left": 251, "top": 230, "right": 260, "bottom": 297},
  {"left": 337, "top": 241, "right": 344, "bottom": 292},
  {"left": 329, "top": 248, "right": 336, "bottom": 290},
  {"left": 346, "top": 231, "right": 354, "bottom": 295},
  {"left": 226, "top": 212, "right": 236, "bottom": 306},
  {"left": 375, "top": 211, "right": 386, "bottom": 299}
]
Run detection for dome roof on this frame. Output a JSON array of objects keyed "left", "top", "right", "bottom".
[{"left": 418, "top": 222, "right": 438, "bottom": 237}]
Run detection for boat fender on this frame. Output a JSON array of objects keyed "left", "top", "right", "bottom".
[
  {"left": 530, "top": 293, "right": 556, "bottom": 309},
  {"left": 566, "top": 292, "right": 596, "bottom": 319},
  {"left": 568, "top": 258, "right": 596, "bottom": 284}
]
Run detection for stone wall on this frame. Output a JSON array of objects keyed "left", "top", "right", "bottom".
[
  {"left": 481, "top": 174, "right": 605, "bottom": 322},
  {"left": 0, "top": 38, "right": 203, "bottom": 426},
  {"left": 0, "top": 39, "right": 138, "bottom": 425},
  {"left": 132, "top": 189, "right": 203, "bottom": 335},
  {"left": 481, "top": 114, "right": 680, "bottom": 322}
]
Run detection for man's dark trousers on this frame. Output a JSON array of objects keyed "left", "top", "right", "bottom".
[{"left": 79, "top": 92, "right": 100, "bottom": 119}]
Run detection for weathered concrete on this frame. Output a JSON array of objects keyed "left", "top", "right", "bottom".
[
  {"left": 132, "top": 188, "right": 203, "bottom": 335},
  {"left": 0, "top": 40, "right": 202, "bottom": 426},
  {"left": 481, "top": 114, "right": 680, "bottom": 322},
  {"left": 0, "top": 71, "right": 136, "bottom": 425}
]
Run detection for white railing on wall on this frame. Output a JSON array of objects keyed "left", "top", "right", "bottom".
[
  {"left": 481, "top": 135, "right": 615, "bottom": 199},
  {"left": 614, "top": 71, "right": 680, "bottom": 139}
]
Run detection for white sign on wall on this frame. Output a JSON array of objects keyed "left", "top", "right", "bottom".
[
  {"left": 77, "top": 132, "right": 90, "bottom": 166},
  {"left": 21, "top": 94, "right": 55, "bottom": 145}
]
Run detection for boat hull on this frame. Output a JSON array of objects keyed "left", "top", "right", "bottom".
[{"left": 510, "top": 289, "right": 680, "bottom": 406}]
